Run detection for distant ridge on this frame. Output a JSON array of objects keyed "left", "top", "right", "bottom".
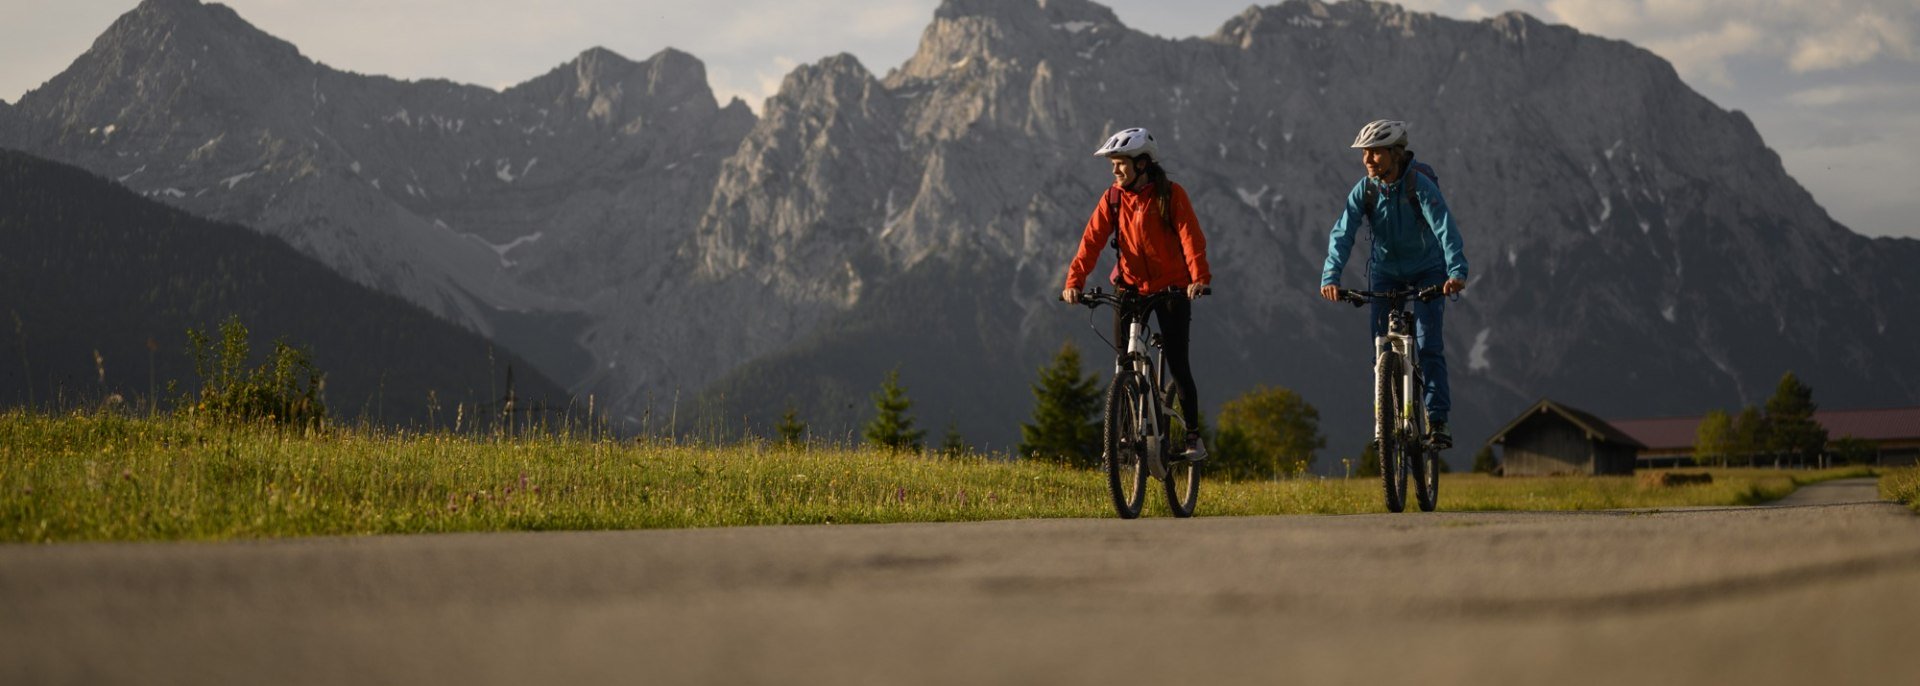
[{"left": 0, "top": 148, "right": 567, "bottom": 424}]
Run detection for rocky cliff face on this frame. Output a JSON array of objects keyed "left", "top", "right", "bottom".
[{"left": 7, "top": 0, "right": 1915, "bottom": 459}]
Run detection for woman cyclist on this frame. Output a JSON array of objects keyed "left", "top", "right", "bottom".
[{"left": 1060, "top": 127, "right": 1213, "bottom": 460}]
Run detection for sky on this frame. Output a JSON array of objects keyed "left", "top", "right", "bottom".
[{"left": 3, "top": 0, "right": 1916, "bottom": 239}]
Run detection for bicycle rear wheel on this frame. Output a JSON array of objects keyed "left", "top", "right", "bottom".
[
  {"left": 1414, "top": 446, "right": 1440, "bottom": 512},
  {"left": 1163, "top": 438, "right": 1200, "bottom": 518},
  {"left": 1104, "top": 372, "right": 1150, "bottom": 519},
  {"left": 1376, "top": 352, "right": 1407, "bottom": 513}
]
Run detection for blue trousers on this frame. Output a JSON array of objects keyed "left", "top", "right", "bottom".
[{"left": 1369, "top": 270, "right": 1450, "bottom": 424}]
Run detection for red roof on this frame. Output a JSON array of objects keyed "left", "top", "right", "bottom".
[
  {"left": 1817, "top": 407, "right": 1920, "bottom": 441},
  {"left": 1609, "top": 416, "right": 1701, "bottom": 451},
  {"left": 1610, "top": 407, "right": 1920, "bottom": 450}
]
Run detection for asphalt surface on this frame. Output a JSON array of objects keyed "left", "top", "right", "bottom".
[{"left": 2, "top": 479, "right": 1915, "bottom": 685}]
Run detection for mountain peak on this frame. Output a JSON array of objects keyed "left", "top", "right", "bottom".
[
  {"left": 575, "top": 46, "right": 635, "bottom": 66},
  {"left": 13, "top": 0, "right": 312, "bottom": 131},
  {"left": 502, "top": 45, "right": 722, "bottom": 130},
  {"left": 111, "top": 0, "right": 303, "bottom": 58},
  {"left": 900, "top": 0, "right": 1124, "bottom": 80},
  {"left": 933, "top": 0, "right": 1118, "bottom": 23},
  {"left": 132, "top": 0, "right": 206, "bottom": 15}
]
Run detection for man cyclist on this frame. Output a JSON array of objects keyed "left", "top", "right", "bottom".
[
  {"left": 1318, "top": 119, "right": 1469, "bottom": 448},
  {"left": 1061, "top": 127, "right": 1213, "bottom": 461}
]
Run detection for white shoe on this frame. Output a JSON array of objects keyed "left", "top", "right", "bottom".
[{"left": 1181, "top": 432, "right": 1209, "bottom": 463}]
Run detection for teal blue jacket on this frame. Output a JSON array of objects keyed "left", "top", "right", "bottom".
[{"left": 1320, "top": 162, "right": 1468, "bottom": 286}]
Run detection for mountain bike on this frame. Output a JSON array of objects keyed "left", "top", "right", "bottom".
[
  {"left": 1074, "top": 287, "right": 1208, "bottom": 519},
  {"left": 1336, "top": 285, "right": 1447, "bottom": 513}
]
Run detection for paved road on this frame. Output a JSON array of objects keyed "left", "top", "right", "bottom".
[
  {"left": 1766, "top": 477, "right": 1884, "bottom": 506},
  {"left": 3, "top": 480, "right": 1916, "bottom": 685}
]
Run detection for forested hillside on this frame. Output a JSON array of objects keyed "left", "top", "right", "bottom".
[{"left": 0, "top": 149, "right": 566, "bottom": 424}]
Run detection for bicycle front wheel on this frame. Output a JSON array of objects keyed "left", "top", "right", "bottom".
[
  {"left": 1103, "top": 371, "right": 1150, "bottom": 519},
  {"left": 1376, "top": 351, "right": 1407, "bottom": 513}
]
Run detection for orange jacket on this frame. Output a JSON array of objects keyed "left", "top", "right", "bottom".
[{"left": 1065, "top": 181, "right": 1211, "bottom": 293}]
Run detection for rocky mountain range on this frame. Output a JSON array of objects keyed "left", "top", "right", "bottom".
[{"left": 6, "top": 0, "right": 1916, "bottom": 464}]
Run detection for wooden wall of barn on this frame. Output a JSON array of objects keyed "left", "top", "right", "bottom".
[{"left": 1502, "top": 414, "right": 1593, "bottom": 476}]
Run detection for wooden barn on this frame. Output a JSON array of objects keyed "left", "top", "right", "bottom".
[{"left": 1488, "top": 399, "right": 1644, "bottom": 476}]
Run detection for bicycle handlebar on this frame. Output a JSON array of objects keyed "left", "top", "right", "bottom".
[
  {"left": 1071, "top": 286, "right": 1211, "bottom": 309},
  {"left": 1335, "top": 285, "right": 1446, "bottom": 308}
]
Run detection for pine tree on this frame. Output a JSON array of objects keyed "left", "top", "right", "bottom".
[
  {"left": 1017, "top": 342, "right": 1103, "bottom": 468},
  {"left": 863, "top": 369, "right": 924, "bottom": 453},
  {"left": 775, "top": 404, "right": 807, "bottom": 447},
  {"left": 1355, "top": 441, "right": 1381, "bottom": 477},
  {"left": 1471, "top": 444, "right": 1498, "bottom": 474},
  {"left": 1763, "top": 371, "right": 1827, "bottom": 466},
  {"left": 939, "top": 421, "right": 970, "bottom": 458}
]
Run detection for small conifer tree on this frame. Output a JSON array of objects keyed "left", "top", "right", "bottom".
[
  {"left": 939, "top": 421, "right": 970, "bottom": 458},
  {"left": 1355, "top": 441, "right": 1381, "bottom": 477},
  {"left": 775, "top": 404, "right": 807, "bottom": 447},
  {"left": 863, "top": 369, "right": 924, "bottom": 453},
  {"left": 1763, "top": 372, "right": 1827, "bottom": 465},
  {"left": 1017, "top": 342, "right": 1103, "bottom": 468}
]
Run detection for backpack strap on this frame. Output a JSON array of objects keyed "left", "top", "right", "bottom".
[
  {"left": 1103, "top": 186, "right": 1129, "bottom": 289},
  {"left": 1361, "top": 162, "right": 1435, "bottom": 232}
]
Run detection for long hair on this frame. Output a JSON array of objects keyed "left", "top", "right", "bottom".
[{"left": 1136, "top": 154, "right": 1173, "bottom": 226}]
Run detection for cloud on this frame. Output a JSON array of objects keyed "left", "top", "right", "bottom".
[
  {"left": 1641, "top": 21, "right": 1764, "bottom": 89},
  {"left": 1787, "top": 82, "right": 1920, "bottom": 107},
  {"left": 1531, "top": 0, "right": 1920, "bottom": 85},
  {"left": 1789, "top": 12, "right": 1917, "bottom": 72}
]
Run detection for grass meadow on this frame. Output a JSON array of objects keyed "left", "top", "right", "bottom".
[
  {"left": 0, "top": 409, "right": 1895, "bottom": 543},
  {"left": 1880, "top": 463, "right": 1920, "bottom": 513}
]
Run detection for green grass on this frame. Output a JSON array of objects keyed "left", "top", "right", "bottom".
[
  {"left": 1881, "top": 464, "right": 1920, "bottom": 513},
  {"left": 0, "top": 410, "right": 1889, "bottom": 543}
]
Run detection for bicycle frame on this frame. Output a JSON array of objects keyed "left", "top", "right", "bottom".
[{"left": 1120, "top": 306, "right": 1169, "bottom": 471}]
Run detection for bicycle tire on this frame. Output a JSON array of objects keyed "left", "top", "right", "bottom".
[
  {"left": 1104, "top": 372, "right": 1149, "bottom": 519},
  {"left": 1376, "top": 351, "right": 1407, "bottom": 513},
  {"left": 1414, "top": 447, "right": 1440, "bottom": 512},
  {"left": 1150, "top": 360, "right": 1197, "bottom": 517},
  {"left": 1163, "top": 434, "right": 1200, "bottom": 519}
]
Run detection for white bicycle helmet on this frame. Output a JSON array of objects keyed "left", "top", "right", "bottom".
[
  {"left": 1351, "top": 119, "right": 1410, "bottom": 149},
  {"left": 1093, "top": 127, "right": 1157, "bottom": 158}
]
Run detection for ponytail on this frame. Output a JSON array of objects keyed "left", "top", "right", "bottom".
[{"left": 1137, "top": 154, "right": 1173, "bottom": 226}]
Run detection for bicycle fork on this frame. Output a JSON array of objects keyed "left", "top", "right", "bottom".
[{"left": 1373, "top": 333, "right": 1423, "bottom": 444}]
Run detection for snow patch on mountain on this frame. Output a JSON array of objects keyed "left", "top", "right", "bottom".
[{"left": 220, "top": 171, "right": 256, "bottom": 189}]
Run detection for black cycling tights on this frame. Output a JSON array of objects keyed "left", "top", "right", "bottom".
[{"left": 1114, "top": 297, "right": 1200, "bottom": 432}]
